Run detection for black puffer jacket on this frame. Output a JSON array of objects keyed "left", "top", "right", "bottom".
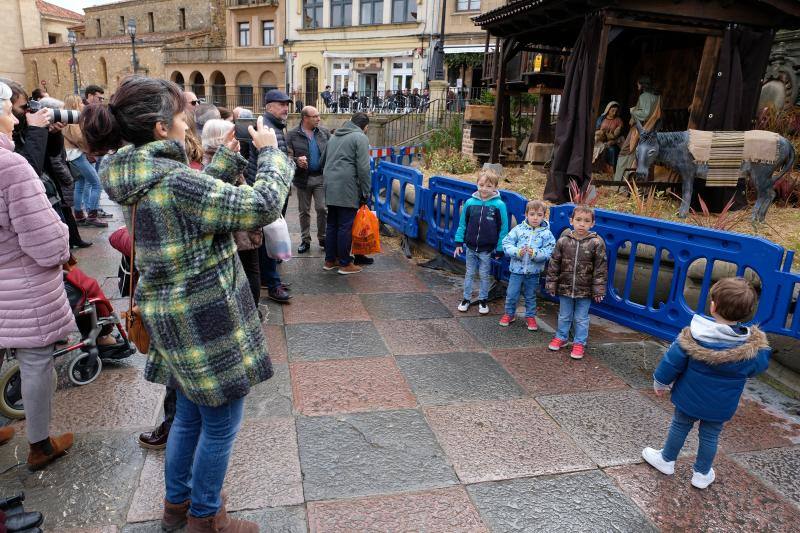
[{"left": 245, "top": 112, "right": 287, "bottom": 185}]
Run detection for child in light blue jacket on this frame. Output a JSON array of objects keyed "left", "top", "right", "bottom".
[{"left": 499, "top": 200, "right": 555, "bottom": 330}]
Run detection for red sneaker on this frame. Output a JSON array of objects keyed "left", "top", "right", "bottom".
[
  {"left": 570, "top": 343, "right": 585, "bottom": 359},
  {"left": 499, "top": 314, "right": 515, "bottom": 327},
  {"left": 548, "top": 338, "right": 565, "bottom": 351},
  {"left": 526, "top": 317, "right": 538, "bottom": 331}
]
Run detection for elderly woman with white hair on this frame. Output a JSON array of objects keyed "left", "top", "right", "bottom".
[
  {"left": 202, "top": 118, "right": 263, "bottom": 307},
  {"left": 0, "top": 81, "right": 75, "bottom": 468}
]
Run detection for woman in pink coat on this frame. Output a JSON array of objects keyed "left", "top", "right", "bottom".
[{"left": 0, "top": 81, "right": 75, "bottom": 470}]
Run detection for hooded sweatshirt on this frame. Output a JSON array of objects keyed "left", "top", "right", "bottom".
[
  {"left": 654, "top": 314, "right": 771, "bottom": 422},
  {"left": 454, "top": 191, "right": 509, "bottom": 253},
  {"left": 321, "top": 120, "right": 371, "bottom": 209},
  {"left": 100, "top": 139, "right": 292, "bottom": 406},
  {"left": 502, "top": 219, "right": 556, "bottom": 275}
]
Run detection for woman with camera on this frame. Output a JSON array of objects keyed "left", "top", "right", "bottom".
[
  {"left": 81, "top": 76, "right": 291, "bottom": 532},
  {"left": 0, "top": 81, "right": 76, "bottom": 470}
]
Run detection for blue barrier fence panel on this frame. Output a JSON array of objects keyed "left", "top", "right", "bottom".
[
  {"left": 391, "top": 145, "right": 424, "bottom": 166},
  {"left": 373, "top": 162, "right": 423, "bottom": 238}
]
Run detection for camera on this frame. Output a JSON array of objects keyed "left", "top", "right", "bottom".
[{"left": 27, "top": 99, "right": 80, "bottom": 125}]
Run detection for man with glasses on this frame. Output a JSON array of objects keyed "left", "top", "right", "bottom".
[
  {"left": 84, "top": 85, "right": 105, "bottom": 105},
  {"left": 287, "top": 106, "right": 329, "bottom": 254},
  {"left": 183, "top": 91, "right": 199, "bottom": 114}
]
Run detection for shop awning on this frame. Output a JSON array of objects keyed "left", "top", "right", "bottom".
[{"left": 444, "top": 45, "right": 495, "bottom": 54}]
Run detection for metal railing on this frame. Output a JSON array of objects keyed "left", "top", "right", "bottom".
[
  {"left": 226, "top": 0, "right": 278, "bottom": 6},
  {"left": 384, "top": 98, "right": 462, "bottom": 145},
  {"left": 164, "top": 47, "right": 227, "bottom": 63},
  {"left": 319, "top": 91, "right": 432, "bottom": 114}
]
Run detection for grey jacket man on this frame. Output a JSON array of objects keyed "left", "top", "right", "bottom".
[{"left": 321, "top": 120, "right": 371, "bottom": 209}]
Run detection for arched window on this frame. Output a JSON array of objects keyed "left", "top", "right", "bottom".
[
  {"left": 304, "top": 66, "right": 319, "bottom": 108},
  {"left": 235, "top": 71, "right": 253, "bottom": 110},
  {"left": 210, "top": 71, "right": 227, "bottom": 107},
  {"left": 172, "top": 71, "right": 185, "bottom": 89},
  {"left": 190, "top": 72, "right": 205, "bottom": 98}
]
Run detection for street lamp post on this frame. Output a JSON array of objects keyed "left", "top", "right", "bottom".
[
  {"left": 67, "top": 30, "right": 79, "bottom": 95},
  {"left": 126, "top": 18, "right": 139, "bottom": 73}
]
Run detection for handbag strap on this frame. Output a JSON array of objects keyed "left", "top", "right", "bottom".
[{"left": 128, "top": 203, "right": 137, "bottom": 313}]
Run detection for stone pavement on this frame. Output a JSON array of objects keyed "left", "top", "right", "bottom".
[{"left": 2, "top": 193, "right": 800, "bottom": 532}]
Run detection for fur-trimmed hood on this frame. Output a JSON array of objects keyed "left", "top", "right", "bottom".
[{"left": 677, "top": 325, "right": 769, "bottom": 365}]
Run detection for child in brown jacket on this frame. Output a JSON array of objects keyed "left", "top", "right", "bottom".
[{"left": 545, "top": 205, "right": 608, "bottom": 359}]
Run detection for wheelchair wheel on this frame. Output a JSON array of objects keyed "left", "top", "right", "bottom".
[
  {"left": 68, "top": 352, "right": 102, "bottom": 386},
  {"left": 0, "top": 362, "right": 57, "bottom": 420}
]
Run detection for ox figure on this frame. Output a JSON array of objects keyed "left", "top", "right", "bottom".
[{"left": 633, "top": 122, "right": 795, "bottom": 222}]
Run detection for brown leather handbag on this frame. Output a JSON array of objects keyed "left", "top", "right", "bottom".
[{"left": 122, "top": 203, "right": 151, "bottom": 354}]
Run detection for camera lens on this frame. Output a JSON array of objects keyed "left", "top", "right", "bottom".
[
  {"left": 26, "top": 100, "right": 42, "bottom": 113},
  {"left": 51, "top": 109, "right": 80, "bottom": 125}
]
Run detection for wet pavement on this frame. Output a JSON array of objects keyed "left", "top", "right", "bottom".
[{"left": 1, "top": 193, "right": 800, "bottom": 532}]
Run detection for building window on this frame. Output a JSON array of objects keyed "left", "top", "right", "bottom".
[
  {"left": 179, "top": 8, "right": 187, "bottom": 30},
  {"left": 456, "top": 0, "right": 480, "bottom": 11},
  {"left": 303, "top": 0, "right": 323, "bottom": 29},
  {"left": 331, "top": 0, "right": 352, "bottom": 27},
  {"left": 360, "top": 0, "right": 383, "bottom": 24},
  {"left": 48, "top": 33, "right": 60, "bottom": 44},
  {"left": 262, "top": 20, "right": 274, "bottom": 45},
  {"left": 238, "top": 85, "right": 253, "bottom": 108},
  {"left": 96, "top": 18, "right": 101, "bottom": 36},
  {"left": 391, "top": 58, "right": 412, "bottom": 90},
  {"left": 119, "top": 16, "right": 125, "bottom": 34},
  {"left": 332, "top": 62, "right": 350, "bottom": 94},
  {"left": 148, "top": 12, "right": 154, "bottom": 32},
  {"left": 392, "top": 0, "right": 415, "bottom": 23},
  {"left": 238, "top": 22, "right": 250, "bottom": 46}
]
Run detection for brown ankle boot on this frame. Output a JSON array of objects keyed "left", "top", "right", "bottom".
[
  {"left": 186, "top": 502, "right": 258, "bottom": 533},
  {"left": 27, "top": 433, "right": 74, "bottom": 471},
  {"left": 0, "top": 426, "right": 14, "bottom": 445},
  {"left": 162, "top": 498, "right": 190, "bottom": 531}
]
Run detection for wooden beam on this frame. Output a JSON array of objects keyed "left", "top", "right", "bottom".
[
  {"left": 604, "top": 15, "right": 723, "bottom": 36},
  {"left": 590, "top": 20, "right": 611, "bottom": 125},
  {"left": 490, "top": 38, "right": 508, "bottom": 163},
  {"left": 688, "top": 34, "right": 723, "bottom": 129}
]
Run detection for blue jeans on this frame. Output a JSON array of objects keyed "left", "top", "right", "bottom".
[
  {"left": 556, "top": 296, "right": 591, "bottom": 345},
  {"left": 463, "top": 249, "right": 492, "bottom": 301},
  {"left": 325, "top": 205, "right": 357, "bottom": 266},
  {"left": 661, "top": 408, "right": 724, "bottom": 475},
  {"left": 258, "top": 243, "right": 281, "bottom": 289},
  {"left": 71, "top": 154, "right": 102, "bottom": 211},
  {"left": 165, "top": 389, "right": 245, "bottom": 517},
  {"left": 505, "top": 273, "right": 539, "bottom": 317}
]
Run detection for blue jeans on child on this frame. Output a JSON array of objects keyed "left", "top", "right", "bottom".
[
  {"left": 71, "top": 154, "right": 102, "bottom": 212},
  {"left": 505, "top": 273, "right": 539, "bottom": 317},
  {"left": 165, "top": 389, "right": 244, "bottom": 517},
  {"left": 661, "top": 408, "right": 723, "bottom": 475},
  {"left": 556, "top": 296, "right": 591, "bottom": 344},
  {"left": 463, "top": 249, "right": 492, "bottom": 301}
]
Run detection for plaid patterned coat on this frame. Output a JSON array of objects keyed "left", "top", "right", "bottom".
[{"left": 100, "top": 140, "right": 292, "bottom": 406}]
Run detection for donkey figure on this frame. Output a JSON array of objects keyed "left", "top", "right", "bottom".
[{"left": 634, "top": 122, "right": 795, "bottom": 222}]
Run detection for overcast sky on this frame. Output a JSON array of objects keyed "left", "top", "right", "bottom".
[{"left": 46, "top": 0, "right": 118, "bottom": 15}]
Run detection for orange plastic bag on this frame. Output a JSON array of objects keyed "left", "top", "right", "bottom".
[{"left": 351, "top": 205, "right": 381, "bottom": 255}]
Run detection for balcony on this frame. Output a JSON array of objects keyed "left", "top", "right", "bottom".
[
  {"left": 227, "top": 0, "right": 279, "bottom": 7},
  {"left": 164, "top": 47, "right": 227, "bottom": 63}
]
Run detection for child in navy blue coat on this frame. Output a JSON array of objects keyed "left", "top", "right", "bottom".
[{"left": 642, "top": 277, "right": 770, "bottom": 489}]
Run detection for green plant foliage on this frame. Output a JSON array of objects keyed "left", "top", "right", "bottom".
[
  {"left": 424, "top": 149, "right": 478, "bottom": 175},
  {"left": 444, "top": 52, "right": 484, "bottom": 70},
  {"left": 475, "top": 90, "right": 495, "bottom": 105},
  {"left": 423, "top": 119, "right": 464, "bottom": 153}
]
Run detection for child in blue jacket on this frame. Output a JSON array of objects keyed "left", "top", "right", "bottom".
[
  {"left": 453, "top": 170, "right": 509, "bottom": 314},
  {"left": 499, "top": 200, "right": 555, "bottom": 330},
  {"left": 642, "top": 277, "right": 770, "bottom": 489}
]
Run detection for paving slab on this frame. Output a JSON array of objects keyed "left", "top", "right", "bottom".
[
  {"left": 126, "top": 418, "right": 303, "bottom": 522},
  {"left": 374, "top": 318, "right": 482, "bottom": 355},
  {"left": 11, "top": 367, "right": 162, "bottom": 437},
  {"left": 285, "top": 321, "right": 389, "bottom": 361},
  {"left": 607, "top": 455, "right": 800, "bottom": 531},
  {"left": 537, "top": 389, "right": 694, "bottom": 467},
  {"left": 424, "top": 399, "right": 595, "bottom": 483},
  {"left": 346, "top": 270, "right": 429, "bottom": 293},
  {"left": 259, "top": 299, "right": 284, "bottom": 325},
  {"left": 243, "top": 363, "right": 293, "bottom": 418},
  {"left": 278, "top": 256, "right": 324, "bottom": 275},
  {"left": 291, "top": 357, "right": 417, "bottom": 416},
  {"left": 289, "top": 234, "right": 327, "bottom": 258},
  {"left": 360, "top": 292, "right": 453, "bottom": 320},
  {"left": 590, "top": 341, "right": 666, "bottom": 389},
  {"left": 307, "top": 486, "right": 488, "bottom": 532},
  {"left": 296, "top": 409, "right": 458, "bottom": 501},
  {"left": 358, "top": 252, "right": 413, "bottom": 272},
  {"left": 415, "top": 268, "right": 465, "bottom": 292},
  {"left": 435, "top": 291, "right": 506, "bottom": 317},
  {"left": 0, "top": 431, "right": 145, "bottom": 530},
  {"left": 396, "top": 352, "right": 524, "bottom": 405},
  {"left": 122, "top": 506, "right": 307, "bottom": 533},
  {"left": 731, "top": 445, "right": 800, "bottom": 508},
  {"left": 466, "top": 470, "right": 657, "bottom": 533},
  {"left": 458, "top": 316, "right": 549, "bottom": 349},
  {"left": 262, "top": 324, "right": 287, "bottom": 364},
  {"left": 282, "top": 294, "right": 371, "bottom": 324},
  {"left": 281, "top": 271, "right": 354, "bottom": 294},
  {"left": 491, "top": 347, "right": 629, "bottom": 396}
]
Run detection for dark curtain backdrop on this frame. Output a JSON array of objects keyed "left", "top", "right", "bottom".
[
  {"left": 701, "top": 26, "right": 774, "bottom": 131},
  {"left": 544, "top": 14, "right": 603, "bottom": 204}
]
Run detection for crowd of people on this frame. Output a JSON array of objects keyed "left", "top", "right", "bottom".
[
  {"left": 0, "top": 70, "right": 774, "bottom": 532},
  {"left": 320, "top": 85, "right": 431, "bottom": 114}
]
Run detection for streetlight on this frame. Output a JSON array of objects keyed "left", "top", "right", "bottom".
[
  {"left": 126, "top": 18, "right": 139, "bottom": 73},
  {"left": 67, "top": 30, "right": 79, "bottom": 95}
]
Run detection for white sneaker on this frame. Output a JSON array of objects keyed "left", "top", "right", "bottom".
[
  {"left": 478, "top": 300, "right": 489, "bottom": 314},
  {"left": 691, "top": 468, "right": 716, "bottom": 489},
  {"left": 642, "top": 447, "right": 675, "bottom": 475},
  {"left": 458, "top": 299, "right": 470, "bottom": 312}
]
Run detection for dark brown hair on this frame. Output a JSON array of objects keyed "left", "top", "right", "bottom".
[
  {"left": 571, "top": 205, "right": 595, "bottom": 221},
  {"left": 351, "top": 112, "right": 369, "bottom": 130},
  {"left": 526, "top": 200, "right": 547, "bottom": 214},
  {"left": 710, "top": 277, "right": 757, "bottom": 322},
  {"left": 80, "top": 76, "right": 183, "bottom": 154}
]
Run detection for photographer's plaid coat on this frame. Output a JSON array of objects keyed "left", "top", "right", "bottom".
[{"left": 100, "top": 140, "right": 292, "bottom": 406}]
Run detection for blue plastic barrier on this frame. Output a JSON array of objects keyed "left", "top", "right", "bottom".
[
  {"left": 370, "top": 147, "right": 393, "bottom": 163},
  {"left": 548, "top": 204, "right": 800, "bottom": 341},
  {"left": 373, "top": 162, "right": 424, "bottom": 238},
  {"left": 392, "top": 145, "right": 424, "bottom": 166}
]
